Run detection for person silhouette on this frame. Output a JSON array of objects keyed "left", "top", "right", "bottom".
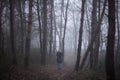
[{"left": 56, "top": 51, "right": 63, "bottom": 70}]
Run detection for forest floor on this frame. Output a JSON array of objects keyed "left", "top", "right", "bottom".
[
  {"left": 8, "top": 65, "right": 74, "bottom": 80},
  {"left": 1, "top": 64, "right": 107, "bottom": 80}
]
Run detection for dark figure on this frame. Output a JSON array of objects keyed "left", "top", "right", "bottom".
[{"left": 56, "top": 51, "right": 63, "bottom": 70}]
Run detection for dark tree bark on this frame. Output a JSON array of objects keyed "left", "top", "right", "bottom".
[
  {"left": 18, "top": 0, "right": 24, "bottom": 54},
  {"left": 80, "top": 0, "right": 107, "bottom": 69},
  {"left": 116, "top": 0, "right": 120, "bottom": 64},
  {"left": 36, "top": 0, "right": 42, "bottom": 62},
  {"left": 94, "top": 0, "right": 101, "bottom": 67},
  {"left": 58, "top": 0, "right": 64, "bottom": 51},
  {"left": 41, "top": 0, "right": 47, "bottom": 65},
  {"left": 49, "top": 0, "right": 54, "bottom": 63},
  {"left": 62, "top": 0, "right": 69, "bottom": 62},
  {"left": 24, "top": 0, "right": 33, "bottom": 67},
  {"left": 0, "top": 0, "right": 5, "bottom": 65},
  {"left": 9, "top": 0, "right": 17, "bottom": 65},
  {"left": 74, "top": 0, "right": 86, "bottom": 71},
  {"left": 53, "top": 9, "right": 57, "bottom": 55},
  {"left": 105, "top": 0, "right": 116, "bottom": 80},
  {"left": 90, "top": 0, "right": 98, "bottom": 69},
  {"left": 0, "top": 0, "right": 4, "bottom": 56}
]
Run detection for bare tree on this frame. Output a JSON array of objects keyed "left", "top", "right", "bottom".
[
  {"left": 9, "top": 0, "right": 17, "bottom": 65},
  {"left": 49, "top": 0, "right": 54, "bottom": 63},
  {"left": 24, "top": 0, "right": 33, "bottom": 67},
  {"left": 59, "top": 0, "right": 64, "bottom": 51},
  {"left": 80, "top": 0, "right": 107, "bottom": 69},
  {"left": 62, "top": 0, "right": 69, "bottom": 61},
  {"left": 74, "top": 0, "right": 86, "bottom": 71},
  {"left": 105, "top": 0, "right": 116, "bottom": 80},
  {"left": 89, "top": 0, "right": 98, "bottom": 69},
  {"left": 41, "top": 0, "right": 47, "bottom": 65},
  {"left": 0, "top": 0, "right": 4, "bottom": 56},
  {"left": 36, "top": 0, "right": 42, "bottom": 62},
  {"left": 18, "top": 0, "right": 24, "bottom": 54}
]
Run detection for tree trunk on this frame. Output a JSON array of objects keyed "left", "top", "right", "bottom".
[
  {"left": 0, "top": 0, "right": 4, "bottom": 63},
  {"left": 105, "top": 0, "right": 116, "bottom": 80},
  {"left": 116, "top": 0, "right": 120, "bottom": 65},
  {"left": 24, "top": 0, "right": 33, "bottom": 67},
  {"left": 62, "top": 0, "right": 69, "bottom": 62},
  {"left": 18, "top": 0, "right": 24, "bottom": 54},
  {"left": 74, "top": 0, "right": 86, "bottom": 71},
  {"left": 80, "top": 0, "right": 107, "bottom": 69},
  {"left": 53, "top": 9, "right": 57, "bottom": 55},
  {"left": 41, "top": 0, "right": 47, "bottom": 65},
  {"left": 49, "top": 0, "right": 54, "bottom": 63},
  {"left": 94, "top": 0, "right": 101, "bottom": 67},
  {"left": 90, "top": 0, "right": 97, "bottom": 69},
  {"left": 59, "top": 0, "right": 64, "bottom": 51},
  {"left": 9, "top": 0, "right": 17, "bottom": 65},
  {"left": 36, "top": 0, "right": 42, "bottom": 63},
  {"left": 115, "top": 0, "right": 120, "bottom": 79}
]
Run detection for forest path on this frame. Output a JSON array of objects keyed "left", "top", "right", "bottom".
[
  {"left": 10, "top": 65, "right": 73, "bottom": 80},
  {"left": 9, "top": 52, "right": 75, "bottom": 80},
  {"left": 30, "top": 65, "right": 73, "bottom": 80}
]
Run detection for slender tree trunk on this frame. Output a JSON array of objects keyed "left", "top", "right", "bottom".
[
  {"left": 59, "top": 0, "right": 64, "bottom": 51},
  {"left": 74, "top": 0, "right": 86, "bottom": 71},
  {"left": 116, "top": 0, "right": 120, "bottom": 64},
  {"left": 115, "top": 0, "right": 120, "bottom": 79},
  {"left": 41, "top": 0, "right": 47, "bottom": 65},
  {"left": 9, "top": 0, "right": 17, "bottom": 65},
  {"left": 105, "top": 0, "right": 116, "bottom": 80},
  {"left": 80, "top": 0, "right": 107, "bottom": 69},
  {"left": 18, "top": 0, "right": 24, "bottom": 54},
  {"left": 37, "top": 0, "right": 42, "bottom": 63},
  {"left": 0, "top": 0, "right": 4, "bottom": 63},
  {"left": 49, "top": 0, "right": 54, "bottom": 63},
  {"left": 24, "top": 0, "right": 33, "bottom": 67},
  {"left": 90, "top": 0, "right": 97, "bottom": 69},
  {"left": 53, "top": 8, "right": 56, "bottom": 55},
  {"left": 62, "top": 0, "right": 69, "bottom": 62},
  {"left": 94, "top": 0, "right": 101, "bottom": 67}
]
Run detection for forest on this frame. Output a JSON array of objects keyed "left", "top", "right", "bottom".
[{"left": 0, "top": 0, "right": 120, "bottom": 80}]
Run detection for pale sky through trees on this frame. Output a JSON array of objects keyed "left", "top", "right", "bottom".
[{"left": 31, "top": 0, "right": 109, "bottom": 53}]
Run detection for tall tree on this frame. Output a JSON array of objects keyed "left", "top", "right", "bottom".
[
  {"left": 18, "top": 0, "right": 24, "bottom": 54},
  {"left": 0, "top": 0, "right": 4, "bottom": 56},
  {"left": 93, "top": 0, "right": 101, "bottom": 67},
  {"left": 41, "top": 0, "right": 47, "bottom": 65},
  {"left": 36, "top": 0, "right": 42, "bottom": 62},
  {"left": 49, "top": 0, "right": 54, "bottom": 63},
  {"left": 74, "top": 0, "right": 86, "bottom": 71},
  {"left": 80, "top": 0, "right": 107, "bottom": 69},
  {"left": 90, "top": 0, "right": 97, "bottom": 69},
  {"left": 116, "top": 0, "right": 120, "bottom": 64},
  {"left": 24, "top": 0, "right": 33, "bottom": 67},
  {"left": 115, "top": 0, "right": 120, "bottom": 79},
  {"left": 59, "top": 0, "right": 64, "bottom": 51},
  {"left": 53, "top": 9, "right": 57, "bottom": 56},
  {"left": 9, "top": 0, "right": 17, "bottom": 65},
  {"left": 62, "top": 0, "right": 69, "bottom": 62},
  {"left": 105, "top": 0, "right": 116, "bottom": 80}
]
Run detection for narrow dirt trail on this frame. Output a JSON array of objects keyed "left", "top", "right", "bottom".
[
  {"left": 9, "top": 53, "right": 75, "bottom": 80},
  {"left": 9, "top": 65, "right": 73, "bottom": 80},
  {"left": 30, "top": 65, "right": 73, "bottom": 80}
]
